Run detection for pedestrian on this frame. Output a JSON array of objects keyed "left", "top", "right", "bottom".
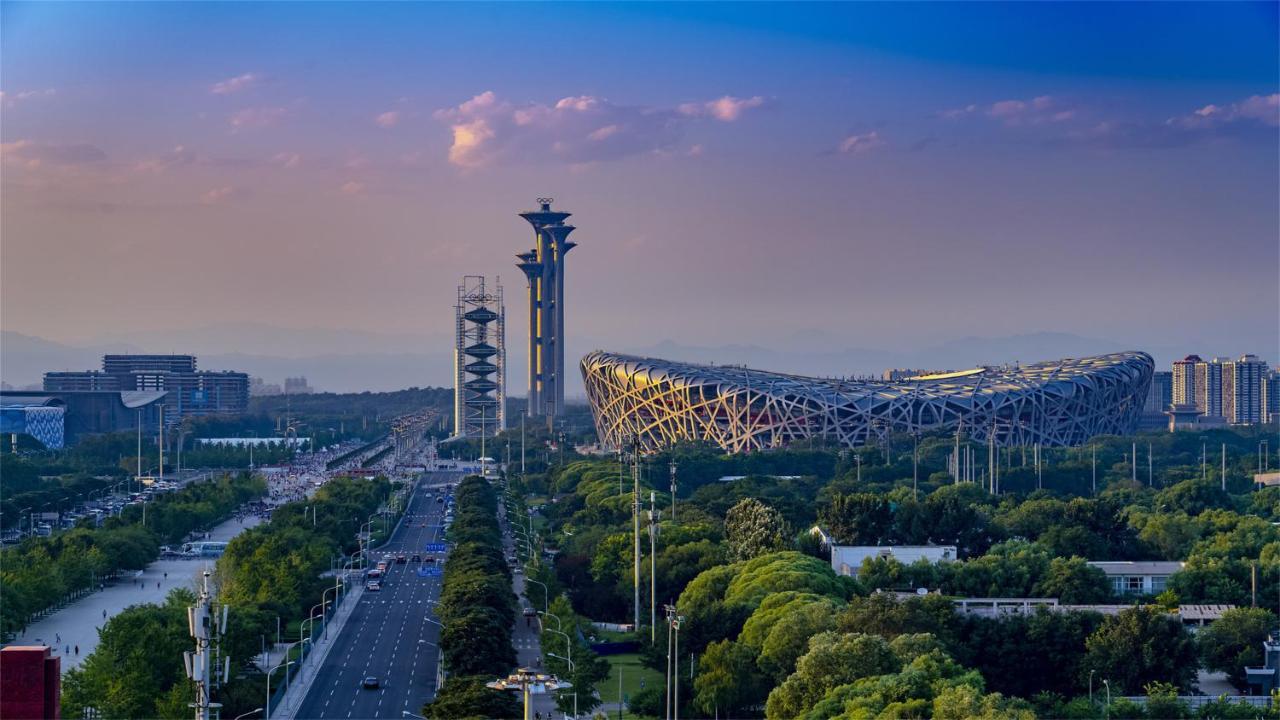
[
  {"left": 65, "top": 645, "right": 70, "bottom": 654},
  {"left": 74, "top": 645, "right": 79, "bottom": 655},
  {"left": 56, "top": 633, "right": 60, "bottom": 644},
  {"left": 103, "top": 609, "right": 107, "bottom": 619}
]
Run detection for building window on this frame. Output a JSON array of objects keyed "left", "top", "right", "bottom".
[{"left": 1125, "top": 576, "right": 1144, "bottom": 593}]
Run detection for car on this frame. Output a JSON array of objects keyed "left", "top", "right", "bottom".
[
  {"left": 423, "top": 556, "right": 435, "bottom": 564},
  {"left": 362, "top": 676, "right": 380, "bottom": 689},
  {"left": 522, "top": 607, "right": 537, "bottom": 618},
  {"left": 365, "top": 581, "right": 381, "bottom": 592},
  {"left": 411, "top": 554, "right": 422, "bottom": 562},
  {"left": 396, "top": 554, "right": 407, "bottom": 564},
  {"left": 436, "top": 497, "right": 444, "bottom": 503}
]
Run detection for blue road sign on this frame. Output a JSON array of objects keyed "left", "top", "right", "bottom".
[
  {"left": 424, "top": 542, "right": 448, "bottom": 553},
  {"left": 417, "top": 567, "right": 442, "bottom": 578}
]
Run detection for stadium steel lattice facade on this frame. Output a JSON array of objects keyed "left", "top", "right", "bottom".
[{"left": 581, "top": 351, "right": 1154, "bottom": 453}]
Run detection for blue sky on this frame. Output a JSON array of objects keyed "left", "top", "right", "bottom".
[{"left": 2, "top": 2, "right": 1277, "bottom": 378}]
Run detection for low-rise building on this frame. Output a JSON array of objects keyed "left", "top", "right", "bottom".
[
  {"left": 1245, "top": 629, "right": 1280, "bottom": 696},
  {"left": 831, "top": 545, "right": 957, "bottom": 577},
  {"left": 1088, "top": 560, "right": 1185, "bottom": 596}
]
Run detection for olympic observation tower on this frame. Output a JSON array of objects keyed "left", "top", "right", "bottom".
[{"left": 516, "top": 198, "right": 577, "bottom": 423}]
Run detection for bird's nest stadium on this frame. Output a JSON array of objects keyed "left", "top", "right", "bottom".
[{"left": 581, "top": 350, "right": 1154, "bottom": 453}]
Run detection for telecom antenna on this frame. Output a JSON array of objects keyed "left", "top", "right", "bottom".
[{"left": 185, "top": 569, "right": 229, "bottom": 720}]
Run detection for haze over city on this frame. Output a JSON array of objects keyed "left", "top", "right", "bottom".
[{"left": 3, "top": 3, "right": 1277, "bottom": 393}]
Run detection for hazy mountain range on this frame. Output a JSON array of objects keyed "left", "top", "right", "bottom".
[{"left": 0, "top": 326, "right": 1202, "bottom": 396}]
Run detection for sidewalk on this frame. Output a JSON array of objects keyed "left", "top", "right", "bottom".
[
  {"left": 273, "top": 579, "right": 365, "bottom": 718},
  {"left": 9, "top": 513, "right": 261, "bottom": 671},
  {"left": 504, "top": 500, "right": 558, "bottom": 718}
]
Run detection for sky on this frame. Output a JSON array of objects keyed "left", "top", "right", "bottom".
[{"left": 2, "top": 2, "right": 1277, "bottom": 387}]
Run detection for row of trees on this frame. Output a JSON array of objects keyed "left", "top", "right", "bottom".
[
  {"left": 424, "top": 476, "right": 520, "bottom": 719},
  {"left": 0, "top": 472, "right": 265, "bottom": 638},
  {"left": 62, "top": 475, "right": 394, "bottom": 719}
]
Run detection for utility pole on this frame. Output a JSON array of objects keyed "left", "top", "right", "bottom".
[
  {"left": 1131, "top": 442, "right": 1136, "bottom": 484},
  {"left": 632, "top": 438, "right": 641, "bottom": 635},
  {"left": 648, "top": 492, "right": 659, "bottom": 643},
  {"left": 913, "top": 432, "right": 920, "bottom": 499},
  {"left": 185, "top": 570, "right": 228, "bottom": 720},
  {"left": 136, "top": 409, "right": 143, "bottom": 478},
  {"left": 1222, "top": 443, "right": 1227, "bottom": 492},
  {"left": 669, "top": 458, "right": 677, "bottom": 523},
  {"left": 1148, "top": 443, "right": 1153, "bottom": 486},
  {"left": 1091, "top": 444, "right": 1097, "bottom": 495}
]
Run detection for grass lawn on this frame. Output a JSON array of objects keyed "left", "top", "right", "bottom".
[{"left": 598, "top": 652, "right": 664, "bottom": 714}]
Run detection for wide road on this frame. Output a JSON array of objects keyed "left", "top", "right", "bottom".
[{"left": 294, "top": 471, "right": 459, "bottom": 720}]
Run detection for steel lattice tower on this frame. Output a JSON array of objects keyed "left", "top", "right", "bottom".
[
  {"left": 454, "top": 276, "right": 505, "bottom": 438},
  {"left": 516, "top": 198, "right": 577, "bottom": 422}
]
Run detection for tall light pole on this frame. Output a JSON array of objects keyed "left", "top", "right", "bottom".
[
  {"left": 487, "top": 668, "right": 570, "bottom": 720},
  {"left": 669, "top": 458, "right": 677, "bottom": 523},
  {"left": 265, "top": 660, "right": 294, "bottom": 719},
  {"left": 632, "top": 438, "right": 641, "bottom": 634},
  {"left": 648, "top": 492, "right": 660, "bottom": 643}
]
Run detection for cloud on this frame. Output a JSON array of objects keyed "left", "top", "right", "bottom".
[
  {"left": 1, "top": 140, "right": 107, "bottom": 168},
  {"left": 375, "top": 111, "right": 401, "bottom": 128},
  {"left": 838, "top": 131, "right": 885, "bottom": 154},
  {"left": 678, "top": 95, "right": 766, "bottom": 121},
  {"left": 1071, "top": 93, "right": 1279, "bottom": 149},
  {"left": 210, "top": 73, "right": 261, "bottom": 95},
  {"left": 270, "top": 152, "right": 302, "bottom": 168},
  {"left": 228, "top": 106, "right": 287, "bottom": 130},
  {"left": 134, "top": 145, "right": 198, "bottom": 174},
  {"left": 340, "top": 180, "right": 365, "bottom": 195},
  {"left": 200, "top": 186, "right": 246, "bottom": 205},
  {"left": 1, "top": 88, "right": 57, "bottom": 108},
  {"left": 434, "top": 91, "right": 763, "bottom": 167},
  {"left": 942, "top": 95, "right": 1075, "bottom": 126},
  {"left": 1170, "top": 93, "right": 1279, "bottom": 130}
]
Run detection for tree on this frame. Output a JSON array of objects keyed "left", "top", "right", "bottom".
[
  {"left": 1032, "top": 556, "right": 1112, "bottom": 603},
  {"left": 819, "top": 493, "right": 894, "bottom": 544},
  {"left": 423, "top": 676, "right": 520, "bottom": 719},
  {"left": 1081, "top": 606, "right": 1198, "bottom": 694},
  {"left": 693, "top": 640, "right": 761, "bottom": 718},
  {"left": 1198, "top": 607, "right": 1277, "bottom": 690},
  {"left": 725, "top": 498, "right": 790, "bottom": 562},
  {"left": 765, "top": 632, "right": 900, "bottom": 719}
]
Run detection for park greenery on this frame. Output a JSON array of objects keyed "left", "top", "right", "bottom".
[
  {"left": 61, "top": 475, "right": 393, "bottom": 719},
  {"left": 0, "top": 472, "right": 265, "bottom": 640},
  {"left": 424, "top": 475, "right": 521, "bottom": 719},
  {"left": 491, "top": 419, "right": 1280, "bottom": 719}
]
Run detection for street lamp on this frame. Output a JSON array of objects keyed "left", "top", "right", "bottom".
[
  {"left": 1102, "top": 679, "right": 1111, "bottom": 719},
  {"left": 525, "top": 577, "right": 550, "bottom": 615},
  {"left": 487, "top": 668, "right": 571, "bottom": 720},
  {"left": 402, "top": 713, "right": 427, "bottom": 719},
  {"left": 233, "top": 708, "right": 264, "bottom": 720},
  {"left": 265, "top": 660, "right": 295, "bottom": 719},
  {"left": 547, "top": 652, "right": 578, "bottom": 718}
]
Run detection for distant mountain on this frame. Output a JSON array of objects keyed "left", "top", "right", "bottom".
[{"left": 1, "top": 327, "right": 1203, "bottom": 397}]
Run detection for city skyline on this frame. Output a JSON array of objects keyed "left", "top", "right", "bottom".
[{"left": 2, "top": 2, "right": 1277, "bottom": 385}]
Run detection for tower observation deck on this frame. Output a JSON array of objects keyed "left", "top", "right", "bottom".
[{"left": 517, "top": 198, "right": 577, "bottom": 421}]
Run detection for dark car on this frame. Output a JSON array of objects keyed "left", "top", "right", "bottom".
[
  {"left": 396, "top": 554, "right": 407, "bottom": 564},
  {"left": 436, "top": 497, "right": 444, "bottom": 503},
  {"left": 411, "top": 554, "right": 422, "bottom": 562},
  {"left": 362, "top": 676, "right": 380, "bottom": 689},
  {"left": 423, "top": 556, "right": 436, "bottom": 563}
]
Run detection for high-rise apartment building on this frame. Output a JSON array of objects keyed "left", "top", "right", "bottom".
[
  {"left": 516, "top": 198, "right": 577, "bottom": 421},
  {"left": 453, "top": 276, "right": 506, "bottom": 439},
  {"left": 1223, "top": 354, "right": 1268, "bottom": 425},
  {"left": 1194, "top": 357, "right": 1225, "bottom": 419},
  {"left": 1264, "top": 370, "right": 1280, "bottom": 424},
  {"left": 1172, "top": 355, "right": 1199, "bottom": 407}
]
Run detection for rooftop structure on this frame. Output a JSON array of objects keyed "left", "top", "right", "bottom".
[
  {"left": 831, "top": 545, "right": 958, "bottom": 577},
  {"left": 44, "top": 354, "right": 247, "bottom": 422},
  {"left": 582, "top": 350, "right": 1154, "bottom": 453},
  {"left": 1088, "top": 560, "right": 1186, "bottom": 596}
]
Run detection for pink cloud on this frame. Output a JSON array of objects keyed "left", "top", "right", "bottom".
[
  {"left": 200, "top": 186, "right": 246, "bottom": 205},
  {"left": 210, "top": 73, "right": 261, "bottom": 95},
  {"left": 134, "top": 145, "right": 198, "bottom": 174},
  {"left": 838, "top": 131, "right": 885, "bottom": 154},
  {"left": 270, "top": 152, "right": 302, "bottom": 169},
  {"left": 435, "top": 91, "right": 763, "bottom": 167},
  {"left": 375, "top": 111, "right": 401, "bottom": 128},
  {"left": 1, "top": 88, "right": 57, "bottom": 108},
  {"left": 941, "top": 95, "right": 1075, "bottom": 126},
  {"left": 678, "top": 95, "right": 766, "bottom": 121},
  {"left": 340, "top": 180, "right": 365, "bottom": 196},
  {"left": 228, "top": 106, "right": 287, "bottom": 130},
  {"left": 1173, "top": 93, "right": 1279, "bottom": 129},
  {"left": 1, "top": 139, "right": 106, "bottom": 168}
]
